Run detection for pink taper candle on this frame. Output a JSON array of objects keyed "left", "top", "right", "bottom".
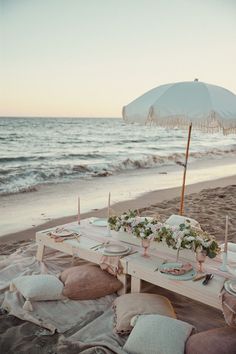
[
  {"left": 78, "top": 197, "right": 80, "bottom": 224},
  {"left": 224, "top": 215, "right": 229, "bottom": 253},
  {"left": 108, "top": 192, "right": 111, "bottom": 219}
]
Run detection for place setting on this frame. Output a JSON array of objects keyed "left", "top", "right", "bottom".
[
  {"left": 48, "top": 228, "right": 81, "bottom": 242},
  {"left": 91, "top": 242, "right": 132, "bottom": 256},
  {"left": 90, "top": 218, "right": 108, "bottom": 227},
  {"left": 159, "top": 261, "right": 197, "bottom": 281}
]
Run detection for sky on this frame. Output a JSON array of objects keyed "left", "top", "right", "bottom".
[{"left": 1, "top": 0, "right": 236, "bottom": 117}]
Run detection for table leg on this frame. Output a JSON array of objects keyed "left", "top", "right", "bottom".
[
  {"left": 117, "top": 273, "right": 128, "bottom": 295},
  {"left": 36, "top": 244, "right": 45, "bottom": 261},
  {"left": 131, "top": 276, "right": 142, "bottom": 293}
]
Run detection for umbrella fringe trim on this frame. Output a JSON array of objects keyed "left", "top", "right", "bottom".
[{"left": 145, "top": 110, "right": 236, "bottom": 135}]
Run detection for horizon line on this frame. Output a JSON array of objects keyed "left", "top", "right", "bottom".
[{"left": 0, "top": 116, "right": 122, "bottom": 119}]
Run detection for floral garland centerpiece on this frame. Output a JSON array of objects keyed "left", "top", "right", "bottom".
[
  {"left": 108, "top": 210, "right": 220, "bottom": 259},
  {"left": 155, "top": 222, "right": 220, "bottom": 258},
  {"left": 108, "top": 209, "right": 163, "bottom": 240},
  {"left": 108, "top": 209, "right": 163, "bottom": 257}
]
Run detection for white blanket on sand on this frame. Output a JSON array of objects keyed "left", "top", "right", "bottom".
[
  {"left": 0, "top": 244, "right": 121, "bottom": 327},
  {"left": 0, "top": 243, "right": 128, "bottom": 353}
]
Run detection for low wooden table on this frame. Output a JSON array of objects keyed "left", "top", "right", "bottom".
[
  {"left": 36, "top": 219, "right": 227, "bottom": 309},
  {"left": 35, "top": 220, "right": 130, "bottom": 294},
  {"left": 124, "top": 252, "right": 226, "bottom": 310}
]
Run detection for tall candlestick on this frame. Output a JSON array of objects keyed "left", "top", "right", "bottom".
[
  {"left": 108, "top": 192, "right": 111, "bottom": 219},
  {"left": 224, "top": 215, "right": 229, "bottom": 253},
  {"left": 78, "top": 197, "right": 80, "bottom": 225}
]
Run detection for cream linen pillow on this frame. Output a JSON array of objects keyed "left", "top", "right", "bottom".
[
  {"left": 165, "top": 214, "right": 201, "bottom": 230},
  {"left": 10, "top": 274, "right": 64, "bottom": 311},
  {"left": 123, "top": 314, "right": 194, "bottom": 354},
  {"left": 112, "top": 293, "right": 176, "bottom": 335}
]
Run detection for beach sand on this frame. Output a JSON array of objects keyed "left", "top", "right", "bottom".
[{"left": 1, "top": 177, "right": 236, "bottom": 352}]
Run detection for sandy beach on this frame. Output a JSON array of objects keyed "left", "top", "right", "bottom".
[{"left": 1, "top": 176, "right": 236, "bottom": 352}]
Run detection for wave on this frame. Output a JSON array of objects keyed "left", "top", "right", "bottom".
[
  {"left": 1, "top": 145, "right": 236, "bottom": 196},
  {"left": 0, "top": 153, "right": 104, "bottom": 164},
  {"left": 63, "top": 153, "right": 104, "bottom": 159},
  {"left": 0, "top": 156, "right": 48, "bottom": 163}
]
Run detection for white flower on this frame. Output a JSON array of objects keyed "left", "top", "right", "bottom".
[
  {"left": 176, "top": 237, "right": 182, "bottom": 249},
  {"left": 185, "top": 236, "right": 195, "bottom": 242},
  {"left": 185, "top": 244, "right": 192, "bottom": 249},
  {"left": 201, "top": 240, "right": 213, "bottom": 248}
]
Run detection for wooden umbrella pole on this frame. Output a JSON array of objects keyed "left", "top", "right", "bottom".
[{"left": 179, "top": 123, "right": 192, "bottom": 215}]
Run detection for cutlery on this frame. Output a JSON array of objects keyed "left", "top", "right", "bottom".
[
  {"left": 120, "top": 251, "right": 138, "bottom": 258},
  {"left": 202, "top": 273, "right": 214, "bottom": 285},
  {"left": 154, "top": 259, "right": 167, "bottom": 272},
  {"left": 90, "top": 243, "right": 104, "bottom": 250},
  {"left": 193, "top": 274, "right": 206, "bottom": 282},
  {"left": 92, "top": 241, "right": 110, "bottom": 251}
]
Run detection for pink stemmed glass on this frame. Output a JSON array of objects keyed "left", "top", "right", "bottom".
[
  {"left": 196, "top": 249, "right": 207, "bottom": 273},
  {"left": 141, "top": 238, "right": 151, "bottom": 257}
]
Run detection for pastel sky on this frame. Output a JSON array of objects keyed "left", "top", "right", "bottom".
[{"left": 1, "top": 0, "right": 236, "bottom": 117}]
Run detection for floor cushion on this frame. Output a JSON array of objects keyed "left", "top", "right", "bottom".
[
  {"left": 185, "top": 327, "right": 236, "bottom": 354},
  {"left": 10, "top": 274, "right": 64, "bottom": 311},
  {"left": 123, "top": 314, "right": 194, "bottom": 354},
  {"left": 60, "top": 264, "right": 122, "bottom": 300},
  {"left": 220, "top": 290, "right": 236, "bottom": 327},
  {"left": 112, "top": 293, "right": 176, "bottom": 335}
]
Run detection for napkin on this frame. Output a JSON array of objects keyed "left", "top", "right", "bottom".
[
  {"left": 161, "top": 263, "right": 193, "bottom": 275},
  {"left": 99, "top": 255, "right": 123, "bottom": 276}
]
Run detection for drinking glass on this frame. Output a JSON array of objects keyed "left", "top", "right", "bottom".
[
  {"left": 196, "top": 249, "right": 207, "bottom": 273},
  {"left": 141, "top": 238, "right": 151, "bottom": 257}
]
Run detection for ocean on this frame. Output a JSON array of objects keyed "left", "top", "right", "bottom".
[{"left": 1, "top": 117, "right": 236, "bottom": 196}]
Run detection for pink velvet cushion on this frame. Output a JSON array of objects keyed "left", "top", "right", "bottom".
[
  {"left": 220, "top": 290, "right": 236, "bottom": 327},
  {"left": 60, "top": 264, "right": 122, "bottom": 300},
  {"left": 185, "top": 327, "right": 236, "bottom": 354},
  {"left": 113, "top": 293, "right": 176, "bottom": 335}
]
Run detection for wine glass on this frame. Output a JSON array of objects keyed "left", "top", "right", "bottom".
[
  {"left": 196, "top": 249, "right": 207, "bottom": 273},
  {"left": 141, "top": 238, "right": 151, "bottom": 257}
]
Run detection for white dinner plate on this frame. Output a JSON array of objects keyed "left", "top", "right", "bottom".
[
  {"left": 91, "top": 218, "right": 108, "bottom": 227},
  {"left": 229, "top": 281, "right": 236, "bottom": 293},
  {"left": 51, "top": 229, "right": 74, "bottom": 237},
  {"left": 104, "top": 244, "right": 130, "bottom": 254},
  {"left": 102, "top": 246, "right": 131, "bottom": 257},
  {"left": 224, "top": 280, "right": 236, "bottom": 297}
]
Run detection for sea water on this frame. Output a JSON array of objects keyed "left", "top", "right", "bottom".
[{"left": 1, "top": 117, "right": 236, "bottom": 196}]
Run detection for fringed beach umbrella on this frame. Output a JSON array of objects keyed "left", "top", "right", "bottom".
[{"left": 123, "top": 79, "right": 236, "bottom": 215}]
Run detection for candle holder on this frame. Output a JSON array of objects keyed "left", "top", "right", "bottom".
[
  {"left": 219, "top": 252, "right": 228, "bottom": 272},
  {"left": 106, "top": 224, "right": 112, "bottom": 237}
]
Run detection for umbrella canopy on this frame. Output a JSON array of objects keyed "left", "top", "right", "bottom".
[
  {"left": 122, "top": 80, "right": 236, "bottom": 215},
  {"left": 123, "top": 80, "right": 236, "bottom": 134}
]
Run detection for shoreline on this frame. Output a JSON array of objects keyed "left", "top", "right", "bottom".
[
  {"left": 1, "top": 155, "right": 236, "bottom": 238},
  {"left": 1, "top": 174, "right": 236, "bottom": 244}
]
